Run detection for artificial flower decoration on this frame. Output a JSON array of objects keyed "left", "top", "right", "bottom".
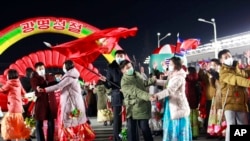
[
  {"left": 100, "top": 109, "right": 113, "bottom": 117},
  {"left": 119, "top": 127, "right": 128, "bottom": 141},
  {"left": 25, "top": 117, "right": 36, "bottom": 128},
  {"left": 69, "top": 108, "right": 81, "bottom": 119}
]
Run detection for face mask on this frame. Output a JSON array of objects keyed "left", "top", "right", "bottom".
[
  {"left": 115, "top": 57, "right": 125, "bottom": 65},
  {"left": 168, "top": 65, "right": 174, "bottom": 72},
  {"left": 126, "top": 67, "right": 134, "bottom": 75},
  {"left": 55, "top": 77, "right": 61, "bottom": 82},
  {"left": 162, "top": 66, "right": 167, "bottom": 71},
  {"left": 224, "top": 58, "right": 233, "bottom": 66},
  {"left": 210, "top": 66, "right": 215, "bottom": 70},
  {"left": 63, "top": 68, "right": 67, "bottom": 73},
  {"left": 37, "top": 70, "right": 45, "bottom": 76}
]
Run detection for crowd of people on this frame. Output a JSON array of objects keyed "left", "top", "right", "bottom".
[
  {"left": 0, "top": 48, "right": 249, "bottom": 141},
  {"left": 98, "top": 49, "right": 250, "bottom": 141},
  {"left": 0, "top": 60, "right": 96, "bottom": 141}
]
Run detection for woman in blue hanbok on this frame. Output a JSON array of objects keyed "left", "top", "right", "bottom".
[{"left": 151, "top": 56, "right": 192, "bottom": 141}]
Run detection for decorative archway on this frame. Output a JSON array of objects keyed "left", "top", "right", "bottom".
[
  {"left": 0, "top": 17, "right": 127, "bottom": 111},
  {"left": 0, "top": 16, "right": 123, "bottom": 63}
]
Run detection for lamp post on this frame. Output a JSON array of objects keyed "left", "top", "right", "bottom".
[
  {"left": 157, "top": 32, "right": 171, "bottom": 48},
  {"left": 198, "top": 18, "right": 219, "bottom": 58}
]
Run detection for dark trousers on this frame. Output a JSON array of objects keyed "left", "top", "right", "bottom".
[
  {"left": 22, "top": 101, "right": 32, "bottom": 118},
  {"left": 127, "top": 118, "right": 154, "bottom": 141},
  {"left": 36, "top": 116, "right": 55, "bottom": 141},
  {"left": 204, "top": 100, "right": 212, "bottom": 130},
  {"left": 113, "top": 106, "right": 122, "bottom": 141},
  {"left": 87, "top": 104, "right": 97, "bottom": 117}
]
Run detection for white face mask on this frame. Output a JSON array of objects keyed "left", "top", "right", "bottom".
[
  {"left": 37, "top": 69, "right": 45, "bottom": 76},
  {"left": 168, "top": 65, "right": 174, "bottom": 72},
  {"left": 224, "top": 58, "right": 233, "bottom": 66},
  {"left": 162, "top": 66, "right": 167, "bottom": 72},
  {"left": 210, "top": 66, "right": 215, "bottom": 70},
  {"left": 115, "top": 57, "right": 125, "bottom": 65}
]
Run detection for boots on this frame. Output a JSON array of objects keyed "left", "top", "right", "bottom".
[
  {"left": 103, "top": 121, "right": 107, "bottom": 126},
  {"left": 25, "top": 138, "right": 32, "bottom": 141},
  {"left": 109, "top": 120, "right": 113, "bottom": 126}
]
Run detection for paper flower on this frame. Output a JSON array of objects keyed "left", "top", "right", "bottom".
[
  {"left": 119, "top": 127, "right": 127, "bottom": 141},
  {"left": 69, "top": 108, "right": 81, "bottom": 119},
  {"left": 100, "top": 109, "right": 112, "bottom": 117},
  {"left": 25, "top": 117, "right": 36, "bottom": 128}
]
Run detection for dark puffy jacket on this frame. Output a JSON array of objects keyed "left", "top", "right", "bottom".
[{"left": 104, "top": 61, "right": 124, "bottom": 106}]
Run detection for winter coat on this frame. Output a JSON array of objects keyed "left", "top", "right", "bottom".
[
  {"left": 155, "top": 69, "right": 190, "bottom": 119},
  {"left": 121, "top": 71, "right": 155, "bottom": 119},
  {"left": 219, "top": 64, "right": 250, "bottom": 112},
  {"left": 30, "top": 72, "right": 58, "bottom": 120},
  {"left": 20, "top": 76, "right": 32, "bottom": 92},
  {"left": 185, "top": 73, "right": 201, "bottom": 109},
  {"left": 45, "top": 68, "right": 87, "bottom": 128},
  {"left": 104, "top": 61, "right": 124, "bottom": 106},
  {"left": 0, "top": 79, "right": 26, "bottom": 113},
  {"left": 93, "top": 84, "right": 111, "bottom": 110},
  {"left": 85, "top": 89, "right": 96, "bottom": 107}
]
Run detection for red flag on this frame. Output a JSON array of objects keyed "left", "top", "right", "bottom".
[
  {"left": 49, "top": 27, "right": 138, "bottom": 68},
  {"left": 180, "top": 38, "right": 200, "bottom": 51}
]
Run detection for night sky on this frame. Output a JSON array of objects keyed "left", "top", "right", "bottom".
[{"left": 1, "top": 0, "right": 250, "bottom": 73}]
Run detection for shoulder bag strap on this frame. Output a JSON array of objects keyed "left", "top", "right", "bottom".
[{"left": 219, "top": 88, "right": 229, "bottom": 124}]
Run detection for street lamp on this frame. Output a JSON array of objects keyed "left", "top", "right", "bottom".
[
  {"left": 157, "top": 32, "right": 171, "bottom": 48},
  {"left": 198, "top": 18, "right": 219, "bottom": 58}
]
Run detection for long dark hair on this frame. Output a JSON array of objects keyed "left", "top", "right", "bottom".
[
  {"left": 170, "top": 56, "right": 182, "bottom": 70},
  {"left": 7, "top": 69, "right": 19, "bottom": 79},
  {"left": 209, "top": 58, "right": 220, "bottom": 88}
]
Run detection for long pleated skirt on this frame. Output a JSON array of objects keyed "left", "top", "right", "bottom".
[
  {"left": 162, "top": 98, "right": 192, "bottom": 141},
  {"left": 1, "top": 112, "right": 31, "bottom": 140}
]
